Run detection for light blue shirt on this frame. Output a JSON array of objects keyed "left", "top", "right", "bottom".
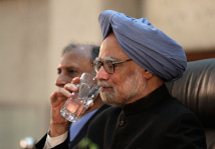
[{"left": 69, "top": 110, "right": 97, "bottom": 142}]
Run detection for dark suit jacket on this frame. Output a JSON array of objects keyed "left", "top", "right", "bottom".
[
  {"left": 36, "top": 85, "right": 207, "bottom": 149},
  {"left": 83, "top": 85, "right": 207, "bottom": 149},
  {"left": 35, "top": 104, "right": 109, "bottom": 149}
]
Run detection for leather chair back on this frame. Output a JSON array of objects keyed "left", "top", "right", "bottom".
[{"left": 166, "top": 58, "right": 215, "bottom": 149}]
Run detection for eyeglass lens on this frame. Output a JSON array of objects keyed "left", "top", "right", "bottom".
[{"left": 94, "top": 61, "right": 114, "bottom": 74}]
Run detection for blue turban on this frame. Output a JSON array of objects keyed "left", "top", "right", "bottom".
[{"left": 98, "top": 10, "right": 187, "bottom": 82}]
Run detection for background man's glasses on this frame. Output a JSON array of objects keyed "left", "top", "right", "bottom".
[{"left": 93, "top": 59, "right": 132, "bottom": 74}]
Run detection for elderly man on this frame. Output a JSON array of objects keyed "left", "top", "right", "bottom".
[
  {"left": 41, "top": 11, "right": 207, "bottom": 149},
  {"left": 35, "top": 44, "right": 108, "bottom": 149}
]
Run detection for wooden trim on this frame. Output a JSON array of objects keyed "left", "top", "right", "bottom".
[{"left": 185, "top": 49, "right": 215, "bottom": 62}]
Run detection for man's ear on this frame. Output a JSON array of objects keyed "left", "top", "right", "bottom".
[{"left": 143, "top": 70, "right": 153, "bottom": 80}]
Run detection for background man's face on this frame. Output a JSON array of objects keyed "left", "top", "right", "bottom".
[{"left": 55, "top": 47, "right": 93, "bottom": 88}]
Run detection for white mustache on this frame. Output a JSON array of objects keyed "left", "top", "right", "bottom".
[{"left": 97, "top": 81, "right": 113, "bottom": 88}]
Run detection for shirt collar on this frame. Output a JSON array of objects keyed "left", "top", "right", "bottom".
[{"left": 122, "top": 84, "right": 171, "bottom": 116}]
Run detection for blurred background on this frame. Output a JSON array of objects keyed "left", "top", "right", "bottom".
[{"left": 0, "top": 0, "right": 215, "bottom": 148}]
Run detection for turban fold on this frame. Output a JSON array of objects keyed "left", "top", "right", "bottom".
[{"left": 98, "top": 10, "right": 187, "bottom": 81}]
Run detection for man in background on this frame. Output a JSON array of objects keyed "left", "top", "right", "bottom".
[{"left": 35, "top": 43, "right": 108, "bottom": 149}]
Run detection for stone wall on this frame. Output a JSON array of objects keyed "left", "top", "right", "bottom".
[{"left": 143, "top": 0, "right": 215, "bottom": 51}]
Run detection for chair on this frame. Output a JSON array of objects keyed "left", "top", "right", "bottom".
[{"left": 166, "top": 58, "right": 215, "bottom": 149}]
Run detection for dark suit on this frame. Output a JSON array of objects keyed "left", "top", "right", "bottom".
[
  {"left": 83, "top": 84, "right": 206, "bottom": 149},
  {"left": 35, "top": 104, "right": 109, "bottom": 149},
  {"left": 36, "top": 85, "right": 207, "bottom": 149}
]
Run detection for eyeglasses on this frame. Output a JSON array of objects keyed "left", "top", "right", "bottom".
[{"left": 93, "top": 58, "right": 132, "bottom": 74}]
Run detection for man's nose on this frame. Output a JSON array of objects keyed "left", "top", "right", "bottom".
[
  {"left": 55, "top": 74, "right": 71, "bottom": 87},
  {"left": 96, "top": 66, "right": 110, "bottom": 80}
]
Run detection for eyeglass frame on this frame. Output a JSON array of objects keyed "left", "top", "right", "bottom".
[{"left": 92, "top": 58, "right": 132, "bottom": 74}]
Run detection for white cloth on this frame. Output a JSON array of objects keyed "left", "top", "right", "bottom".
[{"left": 44, "top": 131, "right": 68, "bottom": 149}]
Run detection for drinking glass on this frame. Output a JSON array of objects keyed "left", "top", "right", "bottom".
[{"left": 60, "top": 73, "right": 100, "bottom": 122}]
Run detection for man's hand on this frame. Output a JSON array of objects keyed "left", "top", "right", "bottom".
[{"left": 49, "top": 77, "right": 80, "bottom": 137}]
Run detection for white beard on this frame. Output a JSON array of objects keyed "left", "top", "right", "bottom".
[{"left": 98, "top": 66, "right": 146, "bottom": 106}]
